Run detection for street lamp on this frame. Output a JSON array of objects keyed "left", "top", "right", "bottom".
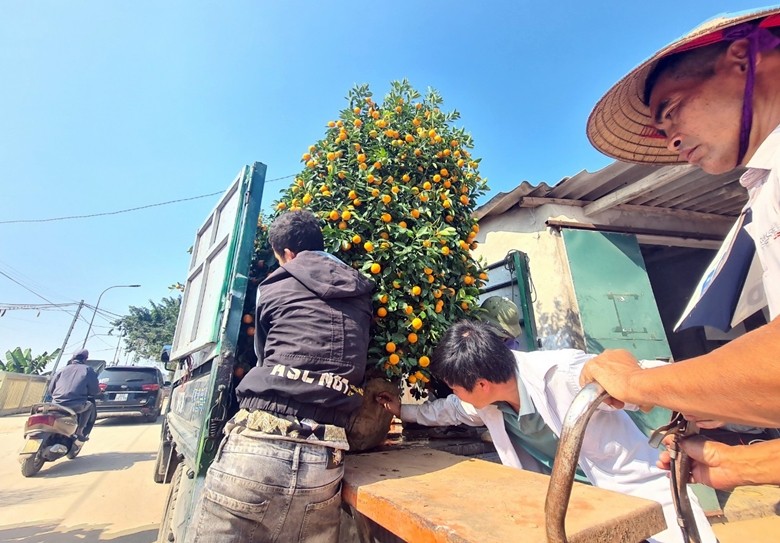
[{"left": 82, "top": 284, "right": 141, "bottom": 349}]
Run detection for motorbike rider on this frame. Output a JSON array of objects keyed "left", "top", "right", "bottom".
[{"left": 48, "top": 348, "right": 100, "bottom": 441}]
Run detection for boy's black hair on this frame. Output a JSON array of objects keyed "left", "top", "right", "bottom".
[
  {"left": 268, "top": 209, "right": 325, "bottom": 255},
  {"left": 431, "top": 320, "right": 516, "bottom": 391}
]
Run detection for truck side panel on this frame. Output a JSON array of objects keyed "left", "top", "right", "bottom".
[{"left": 158, "top": 162, "right": 267, "bottom": 543}]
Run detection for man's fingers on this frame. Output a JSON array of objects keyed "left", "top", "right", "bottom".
[
  {"left": 657, "top": 449, "right": 672, "bottom": 470},
  {"left": 678, "top": 435, "right": 711, "bottom": 463},
  {"left": 604, "top": 397, "right": 625, "bottom": 410},
  {"left": 578, "top": 366, "right": 594, "bottom": 388}
]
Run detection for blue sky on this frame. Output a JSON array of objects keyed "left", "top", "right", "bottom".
[{"left": 0, "top": 1, "right": 765, "bottom": 365}]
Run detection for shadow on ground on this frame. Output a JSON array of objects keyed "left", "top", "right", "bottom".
[
  {"left": 30, "top": 451, "right": 157, "bottom": 478},
  {"left": 95, "top": 416, "right": 160, "bottom": 427},
  {"left": 0, "top": 522, "right": 158, "bottom": 543},
  {"left": 0, "top": 487, "right": 53, "bottom": 508}
]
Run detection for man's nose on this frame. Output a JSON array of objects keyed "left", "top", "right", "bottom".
[{"left": 666, "top": 136, "right": 683, "bottom": 153}]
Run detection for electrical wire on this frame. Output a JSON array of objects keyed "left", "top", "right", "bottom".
[
  {"left": 0, "top": 269, "right": 62, "bottom": 306},
  {"left": 0, "top": 269, "right": 101, "bottom": 329},
  {"left": 0, "top": 303, "right": 80, "bottom": 310},
  {"left": 0, "top": 173, "right": 296, "bottom": 225}
]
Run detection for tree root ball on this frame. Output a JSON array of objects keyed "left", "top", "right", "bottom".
[{"left": 346, "top": 378, "right": 399, "bottom": 452}]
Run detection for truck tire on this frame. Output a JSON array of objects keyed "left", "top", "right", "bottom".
[
  {"left": 157, "top": 463, "right": 183, "bottom": 543},
  {"left": 153, "top": 418, "right": 180, "bottom": 484},
  {"left": 20, "top": 454, "right": 45, "bottom": 477}
]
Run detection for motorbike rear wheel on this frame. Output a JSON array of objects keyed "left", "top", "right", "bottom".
[{"left": 20, "top": 453, "right": 45, "bottom": 477}]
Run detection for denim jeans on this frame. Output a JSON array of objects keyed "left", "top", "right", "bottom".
[{"left": 189, "top": 426, "right": 344, "bottom": 543}]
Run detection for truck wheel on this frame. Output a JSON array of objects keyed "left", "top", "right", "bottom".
[
  {"left": 157, "top": 463, "right": 183, "bottom": 543},
  {"left": 153, "top": 439, "right": 179, "bottom": 484},
  {"left": 20, "top": 454, "right": 45, "bottom": 477}
]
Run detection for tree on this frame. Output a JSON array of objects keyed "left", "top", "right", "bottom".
[
  {"left": 112, "top": 296, "right": 181, "bottom": 362},
  {"left": 272, "top": 80, "right": 488, "bottom": 395},
  {"left": 2, "top": 347, "right": 60, "bottom": 375}
]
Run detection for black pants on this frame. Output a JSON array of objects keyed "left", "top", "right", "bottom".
[{"left": 66, "top": 401, "right": 96, "bottom": 438}]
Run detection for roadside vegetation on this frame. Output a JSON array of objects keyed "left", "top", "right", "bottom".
[{"left": 1, "top": 347, "right": 60, "bottom": 375}]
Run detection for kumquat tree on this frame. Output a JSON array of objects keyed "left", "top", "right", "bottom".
[{"left": 272, "top": 79, "right": 488, "bottom": 397}]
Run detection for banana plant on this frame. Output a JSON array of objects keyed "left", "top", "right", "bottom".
[{"left": 1, "top": 347, "right": 61, "bottom": 375}]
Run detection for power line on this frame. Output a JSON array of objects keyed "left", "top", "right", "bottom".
[
  {"left": 0, "top": 270, "right": 62, "bottom": 306},
  {"left": 0, "top": 303, "right": 80, "bottom": 310},
  {"left": 0, "top": 269, "right": 92, "bottom": 326},
  {"left": 0, "top": 173, "right": 296, "bottom": 225}
]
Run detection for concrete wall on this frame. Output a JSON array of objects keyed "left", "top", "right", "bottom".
[
  {"left": 473, "top": 205, "right": 586, "bottom": 351},
  {"left": 0, "top": 371, "right": 48, "bottom": 416}
]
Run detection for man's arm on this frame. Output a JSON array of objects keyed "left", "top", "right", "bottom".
[
  {"left": 376, "top": 392, "right": 485, "bottom": 427},
  {"left": 86, "top": 368, "right": 100, "bottom": 397},
  {"left": 580, "top": 318, "right": 780, "bottom": 427},
  {"left": 657, "top": 437, "right": 780, "bottom": 490},
  {"left": 48, "top": 371, "right": 60, "bottom": 397}
]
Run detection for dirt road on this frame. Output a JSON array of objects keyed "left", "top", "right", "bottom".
[
  {"left": 0, "top": 413, "right": 167, "bottom": 543},
  {"left": 1, "top": 411, "right": 777, "bottom": 542}
]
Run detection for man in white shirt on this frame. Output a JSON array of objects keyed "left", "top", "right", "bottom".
[
  {"left": 379, "top": 320, "right": 716, "bottom": 543},
  {"left": 582, "top": 7, "right": 780, "bottom": 489}
]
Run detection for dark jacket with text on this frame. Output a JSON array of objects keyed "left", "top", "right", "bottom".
[{"left": 236, "top": 250, "right": 374, "bottom": 427}]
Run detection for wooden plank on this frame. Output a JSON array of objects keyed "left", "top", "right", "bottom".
[{"left": 342, "top": 448, "right": 666, "bottom": 543}]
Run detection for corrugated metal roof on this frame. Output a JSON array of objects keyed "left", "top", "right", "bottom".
[{"left": 474, "top": 161, "right": 747, "bottom": 223}]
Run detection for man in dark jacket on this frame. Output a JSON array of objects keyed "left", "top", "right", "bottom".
[
  {"left": 190, "top": 209, "right": 374, "bottom": 543},
  {"left": 49, "top": 348, "right": 100, "bottom": 440}
]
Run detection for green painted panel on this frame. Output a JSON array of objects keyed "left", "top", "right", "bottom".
[{"left": 562, "top": 229, "right": 671, "bottom": 360}]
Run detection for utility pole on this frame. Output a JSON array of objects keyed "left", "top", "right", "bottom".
[
  {"left": 112, "top": 334, "right": 124, "bottom": 366},
  {"left": 45, "top": 300, "right": 84, "bottom": 399}
]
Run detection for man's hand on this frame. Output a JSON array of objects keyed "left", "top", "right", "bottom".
[
  {"left": 376, "top": 391, "right": 401, "bottom": 418},
  {"left": 579, "top": 349, "right": 646, "bottom": 409},
  {"left": 683, "top": 414, "right": 725, "bottom": 430},
  {"left": 656, "top": 436, "right": 746, "bottom": 490}
]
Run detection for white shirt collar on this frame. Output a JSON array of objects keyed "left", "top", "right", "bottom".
[{"left": 745, "top": 122, "right": 780, "bottom": 171}]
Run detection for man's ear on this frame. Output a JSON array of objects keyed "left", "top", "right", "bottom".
[
  {"left": 474, "top": 378, "right": 490, "bottom": 392},
  {"left": 283, "top": 248, "right": 296, "bottom": 261},
  {"left": 721, "top": 38, "right": 751, "bottom": 74}
]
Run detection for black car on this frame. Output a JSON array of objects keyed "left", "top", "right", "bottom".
[{"left": 96, "top": 366, "right": 167, "bottom": 423}]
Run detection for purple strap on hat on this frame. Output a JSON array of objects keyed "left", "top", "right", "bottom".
[{"left": 723, "top": 23, "right": 780, "bottom": 165}]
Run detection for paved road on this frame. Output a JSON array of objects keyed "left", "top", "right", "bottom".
[{"left": 0, "top": 413, "right": 167, "bottom": 543}]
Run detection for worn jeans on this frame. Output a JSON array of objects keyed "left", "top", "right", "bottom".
[{"left": 189, "top": 426, "right": 344, "bottom": 543}]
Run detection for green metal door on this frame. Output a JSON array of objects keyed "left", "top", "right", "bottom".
[
  {"left": 561, "top": 228, "right": 720, "bottom": 514},
  {"left": 562, "top": 229, "right": 671, "bottom": 360}
]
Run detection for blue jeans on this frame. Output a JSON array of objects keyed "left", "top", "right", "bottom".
[{"left": 189, "top": 426, "right": 344, "bottom": 543}]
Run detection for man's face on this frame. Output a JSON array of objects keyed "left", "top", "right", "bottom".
[
  {"left": 449, "top": 380, "right": 493, "bottom": 409},
  {"left": 648, "top": 65, "right": 744, "bottom": 174}
]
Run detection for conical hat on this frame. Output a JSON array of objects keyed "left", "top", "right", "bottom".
[{"left": 587, "top": 7, "right": 780, "bottom": 165}]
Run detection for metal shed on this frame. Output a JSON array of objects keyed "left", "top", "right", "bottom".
[{"left": 472, "top": 161, "right": 759, "bottom": 362}]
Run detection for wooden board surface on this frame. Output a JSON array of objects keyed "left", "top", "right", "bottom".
[{"left": 343, "top": 448, "right": 667, "bottom": 543}]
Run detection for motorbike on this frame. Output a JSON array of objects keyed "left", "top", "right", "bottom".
[{"left": 18, "top": 402, "right": 90, "bottom": 477}]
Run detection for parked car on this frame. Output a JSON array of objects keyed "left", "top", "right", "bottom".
[{"left": 96, "top": 366, "right": 168, "bottom": 423}]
